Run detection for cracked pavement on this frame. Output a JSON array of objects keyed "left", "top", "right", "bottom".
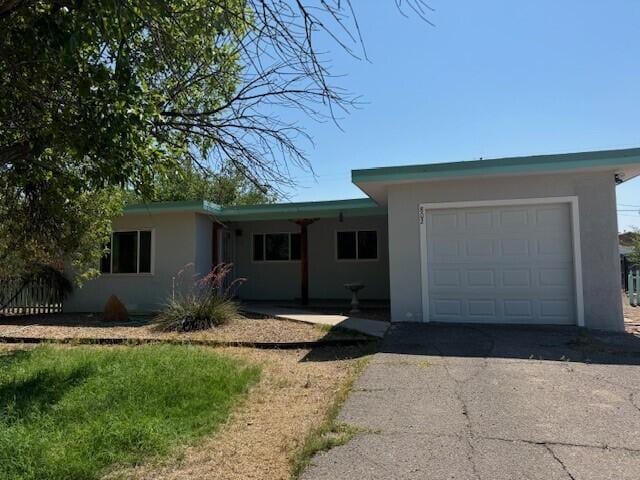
[{"left": 301, "top": 324, "right": 640, "bottom": 480}]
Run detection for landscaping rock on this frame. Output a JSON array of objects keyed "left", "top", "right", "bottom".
[{"left": 103, "top": 295, "right": 128, "bottom": 322}]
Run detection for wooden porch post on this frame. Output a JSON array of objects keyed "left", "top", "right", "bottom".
[
  {"left": 212, "top": 221, "right": 220, "bottom": 268},
  {"left": 295, "top": 219, "right": 316, "bottom": 305}
]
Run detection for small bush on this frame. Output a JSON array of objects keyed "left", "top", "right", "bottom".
[
  {"left": 153, "top": 263, "right": 244, "bottom": 332},
  {"left": 154, "top": 294, "right": 239, "bottom": 331}
]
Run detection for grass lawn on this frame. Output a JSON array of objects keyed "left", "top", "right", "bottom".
[{"left": 0, "top": 345, "right": 260, "bottom": 480}]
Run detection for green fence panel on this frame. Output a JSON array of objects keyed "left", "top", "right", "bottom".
[{"left": 629, "top": 272, "right": 640, "bottom": 307}]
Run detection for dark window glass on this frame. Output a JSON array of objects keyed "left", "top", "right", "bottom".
[
  {"left": 265, "top": 233, "right": 289, "bottom": 261},
  {"left": 112, "top": 231, "right": 137, "bottom": 273},
  {"left": 337, "top": 231, "right": 357, "bottom": 259},
  {"left": 253, "top": 234, "right": 264, "bottom": 261},
  {"left": 100, "top": 239, "right": 111, "bottom": 273},
  {"left": 290, "top": 233, "right": 301, "bottom": 260},
  {"left": 139, "top": 231, "right": 152, "bottom": 273},
  {"left": 358, "top": 231, "right": 378, "bottom": 259}
]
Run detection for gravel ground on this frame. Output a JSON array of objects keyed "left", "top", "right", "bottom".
[{"left": 0, "top": 313, "right": 369, "bottom": 344}]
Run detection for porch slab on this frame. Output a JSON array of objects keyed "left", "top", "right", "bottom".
[{"left": 240, "top": 304, "right": 389, "bottom": 338}]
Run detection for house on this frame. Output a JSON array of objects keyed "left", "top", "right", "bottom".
[
  {"left": 65, "top": 147, "right": 640, "bottom": 331},
  {"left": 620, "top": 231, "right": 638, "bottom": 290}
]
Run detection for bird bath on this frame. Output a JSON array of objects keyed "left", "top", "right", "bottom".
[{"left": 344, "top": 282, "right": 365, "bottom": 315}]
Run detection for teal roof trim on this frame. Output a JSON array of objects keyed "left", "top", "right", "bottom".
[
  {"left": 217, "top": 198, "right": 385, "bottom": 221},
  {"left": 352, "top": 147, "right": 640, "bottom": 184},
  {"left": 123, "top": 198, "right": 385, "bottom": 221},
  {"left": 124, "top": 200, "right": 221, "bottom": 215}
]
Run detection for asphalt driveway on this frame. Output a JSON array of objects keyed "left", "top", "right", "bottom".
[{"left": 301, "top": 323, "right": 640, "bottom": 480}]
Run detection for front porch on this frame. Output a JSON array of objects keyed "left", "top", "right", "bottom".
[{"left": 211, "top": 200, "right": 390, "bottom": 306}]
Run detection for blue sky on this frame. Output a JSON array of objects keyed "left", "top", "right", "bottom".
[{"left": 282, "top": 1, "right": 640, "bottom": 232}]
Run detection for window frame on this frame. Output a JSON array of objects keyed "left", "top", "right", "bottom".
[
  {"left": 252, "top": 232, "right": 301, "bottom": 263},
  {"left": 101, "top": 229, "right": 155, "bottom": 275},
  {"left": 335, "top": 229, "right": 379, "bottom": 262}
]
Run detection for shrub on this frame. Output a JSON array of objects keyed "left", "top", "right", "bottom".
[{"left": 153, "top": 263, "right": 244, "bottom": 332}]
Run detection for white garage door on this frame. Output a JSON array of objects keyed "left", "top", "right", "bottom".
[{"left": 424, "top": 203, "right": 576, "bottom": 325}]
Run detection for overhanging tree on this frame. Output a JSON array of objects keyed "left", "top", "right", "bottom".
[{"left": 0, "top": 0, "right": 431, "bottom": 281}]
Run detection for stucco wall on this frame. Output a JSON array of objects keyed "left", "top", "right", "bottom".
[
  {"left": 65, "top": 212, "right": 200, "bottom": 313},
  {"left": 195, "top": 213, "right": 213, "bottom": 277},
  {"left": 387, "top": 170, "right": 623, "bottom": 331},
  {"left": 232, "top": 215, "right": 390, "bottom": 301}
]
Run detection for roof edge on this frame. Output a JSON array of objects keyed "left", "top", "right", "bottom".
[
  {"left": 122, "top": 197, "right": 386, "bottom": 221},
  {"left": 352, "top": 147, "right": 640, "bottom": 184},
  {"left": 123, "top": 200, "right": 221, "bottom": 215}
]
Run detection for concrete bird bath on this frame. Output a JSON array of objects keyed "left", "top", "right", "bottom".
[{"left": 344, "top": 282, "right": 365, "bottom": 315}]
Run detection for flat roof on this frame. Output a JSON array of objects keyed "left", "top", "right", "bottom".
[
  {"left": 123, "top": 200, "right": 221, "bottom": 215},
  {"left": 123, "top": 147, "right": 640, "bottom": 219},
  {"left": 123, "top": 198, "right": 386, "bottom": 221},
  {"left": 352, "top": 147, "right": 640, "bottom": 184}
]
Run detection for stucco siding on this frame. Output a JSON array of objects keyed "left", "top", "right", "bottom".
[
  {"left": 195, "top": 213, "right": 213, "bottom": 277},
  {"left": 387, "top": 171, "right": 623, "bottom": 331},
  {"left": 65, "top": 212, "right": 198, "bottom": 313},
  {"left": 232, "top": 215, "right": 390, "bottom": 301}
]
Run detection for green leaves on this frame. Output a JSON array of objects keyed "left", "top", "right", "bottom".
[{"left": 0, "top": 0, "right": 247, "bottom": 280}]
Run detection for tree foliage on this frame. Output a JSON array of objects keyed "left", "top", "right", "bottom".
[
  {"left": 0, "top": 0, "right": 431, "bottom": 281},
  {"left": 138, "top": 162, "right": 276, "bottom": 205},
  {"left": 629, "top": 229, "right": 640, "bottom": 267}
]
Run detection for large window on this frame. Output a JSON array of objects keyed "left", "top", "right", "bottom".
[
  {"left": 100, "top": 230, "right": 153, "bottom": 274},
  {"left": 253, "top": 233, "right": 301, "bottom": 262},
  {"left": 336, "top": 230, "right": 378, "bottom": 260}
]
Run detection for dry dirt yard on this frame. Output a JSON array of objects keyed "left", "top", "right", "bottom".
[
  {"left": 114, "top": 344, "right": 371, "bottom": 480},
  {"left": 0, "top": 329, "right": 373, "bottom": 480},
  {"left": 0, "top": 313, "right": 368, "bottom": 344}
]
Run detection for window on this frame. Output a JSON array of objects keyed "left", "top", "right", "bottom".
[
  {"left": 253, "top": 233, "right": 301, "bottom": 261},
  {"left": 336, "top": 230, "right": 378, "bottom": 260},
  {"left": 100, "top": 230, "right": 153, "bottom": 274}
]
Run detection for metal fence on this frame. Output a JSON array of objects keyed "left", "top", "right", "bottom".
[
  {"left": 0, "top": 278, "right": 64, "bottom": 315},
  {"left": 628, "top": 272, "right": 640, "bottom": 307}
]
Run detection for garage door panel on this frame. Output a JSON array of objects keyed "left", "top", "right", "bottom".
[
  {"left": 468, "top": 300, "right": 496, "bottom": 317},
  {"left": 467, "top": 269, "right": 495, "bottom": 287},
  {"left": 539, "top": 268, "right": 572, "bottom": 287},
  {"left": 430, "top": 212, "right": 459, "bottom": 232},
  {"left": 433, "top": 269, "right": 461, "bottom": 287},
  {"left": 425, "top": 203, "right": 576, "bottom": 325},
  {"left": 502, "top": 269, "right": 531, "bottom": 287},
  {"left": 500, "top": 238, "right": 530, "bottom": 256},
  {"left": 540, "top": 299, "right": 571, "bottom": 318},
  {"left": 500, "top": 209, "right": 529, "bottom": 228},
  {"left": 433, "top": 299, "right": 463, "bottom": 316},
  {"left": 465, "top": 210, "right": 494, "bottom": 229},
  {"left": 431, "top": 238, "right": 460, "bottom": 257},
  {"left": 465, "top": 238, "right": 495, "bottom": 256}
]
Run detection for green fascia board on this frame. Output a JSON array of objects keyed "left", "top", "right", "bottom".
[
  {"left": 123, "top": 200, "right": 221, "bottom": 215},
  {"left": 217, "top": 198, "right": 385, "bottom": 221},
  {"left": 123, "top": 198, "right": 386, "bottom": 220},
  {"left": 351, "top": 147, "right": 640, "bottom": 184}
]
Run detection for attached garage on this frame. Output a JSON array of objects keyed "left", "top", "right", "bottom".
[
  {"left": 419, "top": 199, "right": 582, "bottom": 326},
  {"left": 353, "top": 147, "right": 640, "bottom": 331}
]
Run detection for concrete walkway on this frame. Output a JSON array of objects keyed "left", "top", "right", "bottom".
[
  {"left": 302, "top": 323, "right": 640, "bottom": 480},
  {"left": 240, "top": 304, "right": 389, "bottom": 338}
]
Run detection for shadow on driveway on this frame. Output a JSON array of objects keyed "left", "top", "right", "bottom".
[{"left": 380, "top": 322, "right": 640, "bottom": 366}]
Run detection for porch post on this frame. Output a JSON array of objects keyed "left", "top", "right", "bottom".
[
  {"left": 212, "top": 221, "right": 220, "bottom": 268},
  {"left": 295, "top": 219, "right": 316, "bottom": 305}
]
